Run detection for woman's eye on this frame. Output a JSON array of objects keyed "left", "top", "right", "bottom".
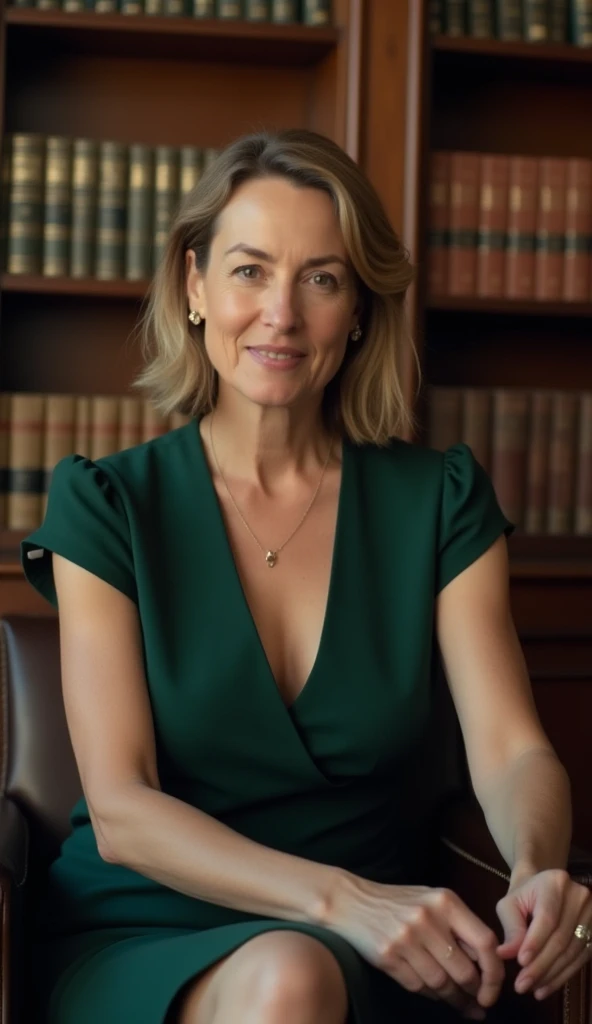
[
  {"left": 235, "top": 265, "right": 261, "bottom": 280},
  {"left": 311, "top": 272, "right": 337, "bottom": 289}
]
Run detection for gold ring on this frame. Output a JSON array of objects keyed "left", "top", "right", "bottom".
[
  {"left": 445, "top": 944, "right": 454, "bottom": 959},
  {"left": 574, "top": 924, "right": 592, "bottom": 948}
]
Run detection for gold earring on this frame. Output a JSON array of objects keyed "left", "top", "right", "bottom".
[
  {"left": 188, "top": 310, "right": 202, "bottom": 325},
  {"left": 350, "top": 324, "right": 362, "bottom": 342}
]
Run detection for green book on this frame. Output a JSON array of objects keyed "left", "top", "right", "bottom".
[
  {"left": 495, "top": 0, "right": 523, "bottom": 38},
  {"left": 144, "top": 0, "right": 164, "bottom": 12},
  {"left": 523, "top": 0, "right": 549, "bottom": 39},
  {"left": 164, "top": 0, "right": 186, "bottom": 14},
  {"left": 570, "top": 0, "right": 592, "bottom": 43},
  {"left": 271, "top": 0, "right": 297, "bottom": 20},
  {"left": 95, "top": 141, "right": 128, "bottom": 281},
  {"left": 245, "top": 0, "right": 270, "bottom": 17},
  {"left": 42, "top": 136, "right": 72, "bottom": 278},
  {"left": 468, "top": 0, "right": 494, "bottom": 33},
  {"left": 179, "top": 147, "right": 203, "bottom": 199},
  {"left": 70, "top": 138, "right": 98, "bottom": 278},
  {"left": 193, "top": 0, "right": 214, "bottom": 14},
  {"left": 303, "top": 0, "right": 331, "bottom": 24},
  {"left": 7, "top": 133, "right": 45, "bottom": 276},
  {"left": 126, "top": 144, "right": 154, "bottom": 282},
  {"left": 549, "top": 0, "right": 568, "bottom": 37},
  {"left": 153, "top": 146, "right": 179, "bottom": 273},
  {"left": 445, "top": 0, "right": 467, "bottom": 33},
  {"left": 216, "top": 0, "right": 241, "bottom": 15}
]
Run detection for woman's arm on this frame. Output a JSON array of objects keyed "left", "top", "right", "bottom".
[
  {"left": 53, "top": 552, "right": 342, "bottom": 925},
  {"left": 435, "top": 533, "right": 571, "bottom": 881}
]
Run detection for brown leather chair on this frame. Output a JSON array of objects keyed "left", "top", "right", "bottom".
[{"left": 1, "top": 614, "right": 590, "bottom": 1024}]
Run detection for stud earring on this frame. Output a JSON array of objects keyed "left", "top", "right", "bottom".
[
  {"left": 188, "top": 310, "right": 202, "bottom": 326},
  {"left": 350, "top": 324, "right": 362, "bottom": 342}
]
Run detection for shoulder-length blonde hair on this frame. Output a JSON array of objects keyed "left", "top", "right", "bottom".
[{"left": 133, "top": 128, "right": 420, "bottom": 445}]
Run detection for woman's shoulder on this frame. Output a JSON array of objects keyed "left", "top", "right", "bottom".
[{"left": 90, "top": 420, "right": 197, "bottom": 491}]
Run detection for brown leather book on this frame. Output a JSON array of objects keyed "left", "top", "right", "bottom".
[
  {"left": 142, "top": 400, "right": 170, "bottom": 443},
  {"left": 90, "top": 396, "right": 120, "bottom": 461},
  {"left": 490, "top": 389, "right": 529, "bottom": 529},
  {"left": 547, "top": 390, "right": 579, "bottom": 534},
  {"left": 574, "top": 392, "right": 592, "bottom": 535},
  {"left": 7, "top": 393, "right": 45, "bottom": 531},
  {"left": 448, "top": 152, "right": 480, "bottom": 296},
  {"left": 462, "top": 388, "right": 492, "bottom": 473},
  {"left": 0, "top": 394, "right": 10, "bottom": 529},
  {"left": 563, "top": 158, "right": 592, "bottom": 302},
  {"left": 119, "top": 396, "right": 143, "bottom": 452},
  {"left": 505, "top": 156, "right": 538, "bottom": 300},
  {"left": 42, "top": 395, "right": 76, "bottom": 521},
  {"left": 427, "top": 151, "right": 450, "bottom": 298},
  {"left": 535, "top": 158, "right": 567, "bottom": 301},
  {"left": 524, "top": 389, "right": 552, "bottom": 535},
  {"left": 477, "top": 154, "right": 509, "bottom": 298},
  {"left": 74, "top": 396, "right": 91, "bottom": 458},
  {"left": 426, "top": 387, "right": 463, "bottom": 451}
]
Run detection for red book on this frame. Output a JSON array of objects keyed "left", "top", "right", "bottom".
[
  {"left": 505, "top": 156, "right": 538, "bottom": 300},
  {"left": 535, "top": 158, "right": 567, "bottom": 301},
  {"left": 448, "top": 152, "right": 480, "bottom": 296},
  {"left": 477, "top": 155, "right": 509, "bottom": 298},
  {"left": 563, "top": 158, "right": 592, "bottom": 302},
  {"left": 427, "top": 152, "right": 450, "bottom": 298}
]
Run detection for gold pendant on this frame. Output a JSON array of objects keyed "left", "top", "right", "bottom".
[{"left": 265, "top": 550, "right": 278, "bottom": 568}]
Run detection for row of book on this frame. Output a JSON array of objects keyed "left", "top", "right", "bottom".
[
  {"left": 428, "top": 152, "right": 592, "bottom": 301},
  {"left": 1, "top": 134, "right": 221, "bottom": 281},
  {"left": 0, "top": 393, "right": 193, "bottom": 531},
  {"left": 428, "top": 0, "right": 592, "bottom": 47},
  {"left": 8, "top": 0, "right": 331, "bottom": 19},
  {"left": 427, "top": 387, "right": 592, "bottom": 535}
]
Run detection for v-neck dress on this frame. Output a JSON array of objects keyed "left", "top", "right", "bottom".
[{"left": 21, "top": 421, "right": 515, "bottom": 1024}]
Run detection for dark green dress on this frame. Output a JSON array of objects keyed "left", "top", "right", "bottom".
[{"left": 21, "top": 420, "right": 514, "bottom": 1024}]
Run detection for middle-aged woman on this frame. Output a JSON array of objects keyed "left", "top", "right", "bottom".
[{"left": 22, "top": 129, "right": 590, "bottom": 1024}]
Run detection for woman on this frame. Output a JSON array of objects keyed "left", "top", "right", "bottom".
[{"left": 22, "top": 129, "right": 589, "bottom": 1024}]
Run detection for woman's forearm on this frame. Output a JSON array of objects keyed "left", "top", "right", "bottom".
[
  {"left": 95, "top": 782, "right": 346, "bottom": 923},
  {"left": 478, "top": 747, "right": 572, "bottom": 888}
]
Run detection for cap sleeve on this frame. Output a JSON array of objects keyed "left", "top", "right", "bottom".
[
  {"left": 20, "top": 454, "right": 137, "bottom": 610},
  {"left": 436, "top": 443, "right": 515, "bottom": 595}
]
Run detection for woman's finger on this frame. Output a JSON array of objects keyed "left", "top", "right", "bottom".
[
  {"left": 531, "top": 944, "right": 592, "bottom": 1000},
  {"left": 529, "top": 925, "right": 592, "bottom": 993},
  {"left": 512, "top": 870, "right": 570, "bottom": 968},
  {"left": 514, "top": 886, "right": 591, "bottom": 993},
  {"left": 447, "top": 895, "right": 505, "bottom": 1007}
]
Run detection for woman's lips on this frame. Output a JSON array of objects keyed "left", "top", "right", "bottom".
[{"left": 247, "top": 347, "right": 305, "bottom": 370}]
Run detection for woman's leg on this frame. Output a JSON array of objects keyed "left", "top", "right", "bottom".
[{"left": 174, "top": 931, "right": 349, "bottom": 1024}]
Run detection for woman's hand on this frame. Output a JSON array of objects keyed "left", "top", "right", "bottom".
[
  {"left": 496, "top": 869, "right": 592, "bottom": 1001},
  {"left": 326, "top": 874, "right": 505, "bottom": 1019}
]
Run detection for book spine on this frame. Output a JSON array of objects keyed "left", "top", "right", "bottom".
[
  {"left": 153, "top": 146, "right": 179, "bottom": 274},
  {"left": 303, "top": 0, "right": 331, "bottom": 24},
  {"left": 524, "top": 0, "right": 549, "bottom": 39},
  {"left": 245, "top": 0, "right": 270, "bottom": 17},
  {"left": 495, "top": 0, "right": 524, "bottom": 38},
  {"left": 524, "top": 389, "right": 552, "bottom": 534},
  {"left": 549, "top": 0, "right": 568, "bottom": 38},
  {"left": 271, "top": 0, "right": 297, "bottom": 19},
  {"left": 94, "top": 0, "right": 118, "bottom": 11},
  {"left": 505, "top": 155, "right": 538, "bottom": 298},
  {"left": 8, "top": 134, "right": 45, "bottom": 275},
  {"left": 91, "top": 396, "right": 120, "bottom": 461},
  {"left": 42, "top": 394, "right": 76, "bottom": 520},
  {"left": 179, "top": 147, "right": 203, "bottom": 198},
  {"left": 70, "top": 138, "right": 99, "bottom": 278},
  {"left": 121, "top": 0, "right": 144, "bottom": 13},
  {"left": 118, "top": 396, "right": 143, "bottom": 451},
  {"left": 164, "top": 0, "right": 186, "bottom": 15},
  {"left": 426, "top": 387, "right": 463, "bottom": 450},
  {"left": 193, "top": 0, "right": 214, "bottom": 14},
  {"left": 126, "top": 143, "right": 154, "bottom": 282},
  {"left": 448, "top": 151, "right": 479, "bottom": 296},
  {"left": 477, "top": 154, "right": 509, "bottom": 298},
  {"left": 36, "top": 0, "right": 60, "bottom": 9},
  {"left": 142, "top": 401, "right": 169, "bottom": 443},
  {"left": 95, "top": 141, "right": 128, "bottom": 281},
  {"left": 0, "top": 394, "right": 10, "bottom": 529},
  {"left": 7, "top": 393, "right": 45, "bottom": 530},
  {"left": 547, "top": 390, "right": 578, "bottom": 534},
  {"left": 490, "top": 389, "right": 529, "bottom": 528},
  {"left": 216, "top": 0, "right": 242, "bottom": 15},
  {"left": 0, "top": 136, "right": 12, "bottom": 272},
  {"left": 571, "top": 0, "right": 592, "bottom": 45},
  {"left": 445, "top": 0, "right": 467, "bottom": 33},
  {"left": 42, "top": 136, "right": 72, "bottom": 278},
  {"left": 145, "top": 0, "right": 164, "bottom": 12},
  {"left": 427, "top": 151, "right": 450, "bottom": 298},
  {"left": 462, "top": 388, "right": 492, "bottom": 473},
  {"left": 467, "top": 0, "right": 494, "bottom": 34},
  {"left": 563, "top": 158, "right": 592, "bottom": 301},
  {"left": 428, "top": 0, "right": 445, "bottom": 33},
  {"left": 74, "top": 395, "right": 92, "bottom": 458},
  {"left": 574, "top": 392, "right": 592, "bottom": 534},
  {"left": 535, "top": 157, "right": 567, "bottom": 300}
]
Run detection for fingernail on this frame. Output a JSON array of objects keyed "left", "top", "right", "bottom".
[
  {"left": 515, "top": 977, "right": 531, "bottom": 993},
  {"left": 519, "top": 950, "right": 532, "bottom": 965},
  {"left": 535, "top": 988, "right": 548, "bottom": 1000}
]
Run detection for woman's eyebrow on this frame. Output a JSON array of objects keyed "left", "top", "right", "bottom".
[{"left": 223, "top": 243, "right": 349, "bottom": 270}]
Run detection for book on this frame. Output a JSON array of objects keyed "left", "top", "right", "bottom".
[
  {"left": 90, "top": 396, "right": 120, "bottom": 460},
  {"left": 467, "top": 0, "right": 494, "bottom": 35},
  {"left": 490, "top": 389, "right": 529, "bottom": 528},
  {"left": 547, "top": 390, "right": 579, "bottom": 533},
  {"left": 119, "top": 396, "right": 143, "bottom": 451},
  {"left": 570, "top": 0, "right": 592, "bottom": 45},
  {"left": 7, "top": 133, "right": 45, "bottom": 275},
  {"left": 462, "top": 388, "right": 492, "bottom": 472},
  {"left": 7, "top": 393, "right": 45, "bottom": 531},
  {"left": 448, "top": 151, "right": 479, "bottom": 296},
  {"left": 445, "top": 0, "right": 467, "bottom": 33},
  {"left": 153, "top": 146, "right": 179, "bottom": 273},
  {"left": 70, "top": 139, "right": 99, "bottom": 279},
  {"left": 303, "top": 0, "right": 331, "bottom": 24},
  {"left": 524, "top": 0, "right": 549, "bottom": 39},
  {"left": 574, "top": 393, "right": 592, "bottom": 534},
  {"left": 126, "top": 144, "right": 154, "bottom": 282},
  {"left": 534, "top": 157, "right": 567, "bottom": 300},
  {"left": 524, "top": 389, "right": 552, "bottom": 534},
  {"left": 427, "top": 152, "right": 450, "bottom": 298},
  {"left": 476, "top": 154, "right": 509, "bottom": 297},
  {"left": 426, "top": 387, "right": 463, "bottom": 450},
  {"left": 563, "top": 158, "right": 592, "bottom": 301},
  {"left": 95, "top": 141, "right": 128, "bottom": 281},
  {"left": 42, "top": 136, "right": 72, "bottom": 278},
  {"left": 505, "top": 156, "right": 538, "bottom": 299},
  {"left": 495, "top": 0, "right": 523, "bottom": 38},
  {"left": 245, "top": 0, "right": 270, "bottom": 16},
  {"left": 42, "top": 395, "right": 76, "bottom": 520},
  {"left": 271, "top": 0, "right": 298, "bottom": 20},
  {"left": 549, "top": 0, "right": 569, "bottom": 39}
]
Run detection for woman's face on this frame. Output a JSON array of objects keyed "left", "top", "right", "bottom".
[{"left": 186, "top": 176, "right": 360, "bottom": 413}]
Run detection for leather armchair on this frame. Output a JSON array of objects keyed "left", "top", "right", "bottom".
[{"left": 0, "top": 614, "right": 590, "bottom": 1023}]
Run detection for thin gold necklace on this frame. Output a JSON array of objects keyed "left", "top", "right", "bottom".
[{"left": 209, "top": 415, "right": 333, "bottom": 568}]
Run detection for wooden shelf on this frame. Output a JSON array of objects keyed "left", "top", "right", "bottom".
[
  {"left": 1, "top": 274, "right": 149, "bottom": 299},
  {"left": 5, "top": 8, "right": 339, "bottom": 65},
  {"left": 431, "top": 35, "right": 592, "bottom": 65},
  {"left": 426, "top": 296, "right": 592, "bottom": 318}
]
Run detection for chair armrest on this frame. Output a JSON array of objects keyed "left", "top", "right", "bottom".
[{"left": 0, "top": 796, "right": 28, "bottom": 889}]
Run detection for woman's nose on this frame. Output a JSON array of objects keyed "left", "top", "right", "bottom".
[{"left": 261, "top": 281, "right": 302, "bottom": 334}]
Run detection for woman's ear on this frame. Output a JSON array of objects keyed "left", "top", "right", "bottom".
[{"left": 185, "top": 248, "right": 206, "bottom": 319}]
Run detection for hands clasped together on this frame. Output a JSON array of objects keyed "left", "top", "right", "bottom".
[{"left": 332, "top": 869, "right": 592, "bottom": 1019}]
